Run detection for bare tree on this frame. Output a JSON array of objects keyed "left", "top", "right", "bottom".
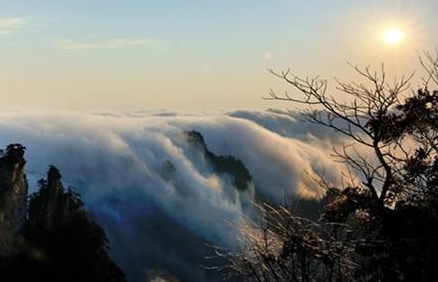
[
  {"left": 223, "top": 53, "right": 438, "bottom": 281},
  {"left": 213, "top": 204, "right": 356, "bottom": 282},
  {"left": 267, "top": 64, "right": 414, "bottom": 207}
]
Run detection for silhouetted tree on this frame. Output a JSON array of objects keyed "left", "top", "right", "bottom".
[{"left": 226, "top": 52, "right": 438, "bottom": 281}]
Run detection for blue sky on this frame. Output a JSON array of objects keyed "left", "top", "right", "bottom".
[{"left": 0, "top": 0, "right": 437, "bottom": 110}]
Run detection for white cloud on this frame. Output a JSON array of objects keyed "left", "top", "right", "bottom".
[
  {"left": 0, "top": 16, "right": 26, "bottom": 34},
  {"left": 54, "top": 38, "right": 164, "bottom": 50},
  {"left": 0, "top": 109, "right": 344, "bottom": 281},
  {"left": 0, "top": 110, "right": 341, "bottom": 234}
]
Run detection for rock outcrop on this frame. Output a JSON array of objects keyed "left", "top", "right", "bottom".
[
  {"left": 184, "top": 130, "right": 253, "bottom": 191},
  {"left": 27, "top": 166, "right": 66, "bottom": 231},
  {"left": 0, "top": 144, "right": 28, "bottom": 257}
]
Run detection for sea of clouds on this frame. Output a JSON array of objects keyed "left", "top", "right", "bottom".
[{"left": 0, "top": 109, "right": 344, "bottom": 282}]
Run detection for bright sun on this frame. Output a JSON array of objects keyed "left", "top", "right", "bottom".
[{"left": 382, "top": 27, "right": 405, "bottom": 46}]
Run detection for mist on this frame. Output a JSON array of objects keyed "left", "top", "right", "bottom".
[{"left": 0, "top": 109, "right": 342, "bottom": 282}]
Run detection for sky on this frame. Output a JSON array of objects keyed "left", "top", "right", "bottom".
[{"left": 0, "top": 0, "right": 437, "bottom": 111}]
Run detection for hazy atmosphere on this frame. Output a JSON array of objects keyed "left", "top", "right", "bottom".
[
  {"left": 1, "top": 0, "right": 437, "bottom": 110},
  {"left": 1, "top": 1, "right": 438, "bottom": 282}
]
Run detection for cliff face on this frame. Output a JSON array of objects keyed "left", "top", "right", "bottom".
[{"left": 0, "top": 144, "right": 28, "bottom": 256}]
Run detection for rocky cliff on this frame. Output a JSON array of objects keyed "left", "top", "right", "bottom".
[{"left": 0, "top": 144, "right": 28, "bottom": 257}]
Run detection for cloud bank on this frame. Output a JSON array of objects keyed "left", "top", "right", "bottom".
[{"left": 0, "top": 110, "right": 342, "bottom": 282}]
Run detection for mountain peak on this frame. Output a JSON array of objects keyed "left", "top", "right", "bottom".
[
  {"left": 183, "top": 130, "right": 253, "bottom": 191},
  {"left": 183, "top": 130, "right": 207, "bottom": 150},
  {"left": 0, "top": 143, "right": 28, "bottom": 256}
]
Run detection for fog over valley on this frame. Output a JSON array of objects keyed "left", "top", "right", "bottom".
[{"left": 0, "top": 109, "right": 342, "bottom": 281}]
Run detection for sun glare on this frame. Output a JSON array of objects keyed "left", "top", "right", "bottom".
[{"left": 382, "top": 27, "right": 405, "bottom": 46}]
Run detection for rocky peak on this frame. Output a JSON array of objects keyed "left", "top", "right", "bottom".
[
  {"left": 47, "top": 165, "right": 62, "bottom": 187},
  {"left": 0, "top": 144, "right": 28, "bottom": 257},
  {"left": 183, "top": 130, "right": 207, "bottom": 151},
  {"left": 183, "top": 130, "right": 253, "bottom": 191},
  {"left": 45, "top": 166, "right": 64, "bottom": 230},
  {"left": 28, "top": 165, "right": 67, "bottom": 232},
  {"left": 0, "top": 144, "right": 27, "bottom": 192},
  {"left": 47, "top": 165, "right": 64, "bottom": 206}
]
